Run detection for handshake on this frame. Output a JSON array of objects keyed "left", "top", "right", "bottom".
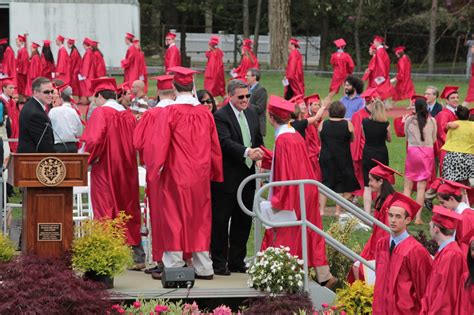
[{"left": 248, "top": 147, "right": 264, "bottom": 161}]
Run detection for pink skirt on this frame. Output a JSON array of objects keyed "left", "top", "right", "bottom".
[{"left": 405, "top": 146, "right": 434, "bottom": 181}]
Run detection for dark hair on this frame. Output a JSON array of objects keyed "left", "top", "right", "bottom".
[
  {"left": 0, "top": 43, "right": 5, "bottom": 61},
  {"left": 61, "top": 94, "right": 72, "bottom": 102},
  {"left": 92, "top": 45, "right": 104, "bottom": 57},
  {"left": 97, "top": 90, "right": 116, "bottom": 100},
  {"left": 42, "top": 45, "right": 55, "bottom": 64},
  {"left": 197, "top": 89, "right": 217, "bottom": 113},
  {"left": 345, "top": 75, "right": 364, "bottom": 95},
  {"left": 32, "top": 77, "right": 51, "bottom": 92},
  {"left": 437, "top": 192, "right": 462, "bottom": 203},
  {"left": 328, "top": 101, "right": 345, "bottom": 118},
  {"left": 455, "top": 105, "right": 469, "bottom": 120},
  {"left": 70, "top": 44, "right": 78, "bottom": 52},
  {"left": 466, "top": 242, "right": 474, "bottom": 288},
  {"left": 269, "top": 113, "right": 290, "bottom": 125},
  {"left": 371, "top": 173, "right": 396, "bottom": 211},
  {"left": 248, "top": 68, "right": 260, "bottom": 81},
  {"left": 434, "top": 223, "right": 455, "bottom": 236},
  {"left": 173, "top": 81, "right": 193, "bottom": 93},
  {"left": 414, "top": 98, "right": 429, "bottom": 142}
]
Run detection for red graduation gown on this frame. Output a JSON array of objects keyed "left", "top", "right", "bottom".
[
  {"left": 435, "top": 108, "right": 456, "bottom": 174},
  {"left": 4, "top": 97, "right": 19, "bottom": 152},
  {"left": 164, "top": 44, "right": 181, "bottom": 73},
  {"left": 81, "top": 103, "right": 141, "bottom": 246},
  {"left": 362, "top": 55, "right": 376, "bottom": 88},
  {"left": 350, "top": 107, "right": 371, "bottom": 196},
  {"left": 234, "top": 47, "right": 259, "bottom": 78},
  {"left": 121, "top": 44, "right": 139, "bottom": 83},
  {"left": 93, "top": 51, "right": 106, "bottom": 78},
  {"left": 1, "top": 46, "right": 16, "bottom": 82},
  {"left": 133, "top": 108, "right": 164, "bottom": 261},
  {"left": 457, "top": 208, "right": 474, "bottom": 252},
  {"left": 373, "top": 47, "right": 392, "bottom": 100},
  {"left": 135, "top": 49, "right": 148, "bottom": 92},
  {"left": 69, "top": 48, "right": 82, "bottom": 96},
  {"left": 466, "top": 63, "right": 474, "bottom": 102},
  {"left": 56, "top": 46, "right": 69, "bottom": 83},
  {"left": 144, "top": 103, "right": 223, "bottom": 252},
  {"left": 79, "top": 48, "right": 95, "bottom": 97},
  {"left": 204, "top": 48, "right": 226, "bottom": 97},
  {"left": 40, "top": 56, "right": 55, "bottom": 80},
  {"left": 329, "top": 51, "right": 354, "bottom": 93},
  {"left": 421, "top": 241, "right": 467, "bottom": 314},
  {"left": 285, "top": 49, "right": 305, "bottom": 97},
  {"left": 392, "top": 55, "right": 415, "bottom": 101},
  {"left": 455, "top": 272, "right": 474, "bottom": 315},
  {"left": 305, "top": 120, "right": 322, "bottom": 181},
  {"left": 261, "top": 130, "right": 328, "bottom": 267},
  {"left": 373, "top": 235, "right": 433, "bottom": 315},
  {"left": 25, "top": 54, "right": 41, "bottom": 96},
  {"left": 16, "top": 47, "right": 29, "bottom": 95}
]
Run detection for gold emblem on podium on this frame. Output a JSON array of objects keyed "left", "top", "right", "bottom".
[{"left": 36, "top": 157, "right": 67, "bottom": 186}]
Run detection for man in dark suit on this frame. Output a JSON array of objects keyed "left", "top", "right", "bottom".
[
  {"left": 18, "top": 77, "right": 55, "bottom": 153},
  {"left": 424, "top": 86, "right": 442, "bottom": 117},
  {"left": 246, "top": 68, "right": 268, "bottom": 137},
  {"left": 211, "top": 79, "right": 264, "bottom": 275}
]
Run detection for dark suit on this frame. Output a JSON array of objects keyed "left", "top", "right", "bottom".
[
  {"left": 18, "top": 97, "right": 55, "bottom": 153},
  {"left": 211, "top": 103, "right": 263, "bottom": 271},
  {"left": 428, "top": 102, "right": 442, "bottom": 117},
  {"left": 248, "top": 82, "right": 268, "bottom": 137}
]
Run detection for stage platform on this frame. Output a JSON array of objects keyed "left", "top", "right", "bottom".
[{"left": 110, "top": 270, "right": 267, "bottom": 300}]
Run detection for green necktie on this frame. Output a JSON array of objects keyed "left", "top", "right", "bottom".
[{"left": 238, "top": 111, "right": 252, "bottom": 168}]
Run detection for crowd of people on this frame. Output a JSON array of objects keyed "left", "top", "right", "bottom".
[{"left": 1, "top": 31, "right": 474, "bottom": 313}]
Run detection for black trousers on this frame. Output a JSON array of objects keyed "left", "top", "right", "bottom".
[
  {"left": 211, "top": 183, "right": 254, "bottom": 270},
  {"left": 54, "top": 142, "right": 78, "bottom": 153},
  {"left": 284, "top": 85, "right": 295, "bottom": 100}
]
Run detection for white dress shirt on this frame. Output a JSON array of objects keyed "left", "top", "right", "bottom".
[{"left": 48, "top": 102, "right": 83, "bottom": 143}]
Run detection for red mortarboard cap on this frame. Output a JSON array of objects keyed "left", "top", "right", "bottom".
[
  {"left": 56, "top": 83, "right": 70, "bottom": 94},
  {"left": 289, "top": 94, "right": 304, "bottom": 104},
  {"left": 166, "top": 32, "right": 177, "bottom": 39},
  {"left": 17, "top": 34, "right": 26, "bottom": 42},
  {"left": 411, "top": 95, "right": 427, "bottom": 103},
  {"left": 437, "top": 179, "right": 471, "bottom": 196},
  {"left": 0, "top": 77, "right": 16, "bottom": 87},
  {"left": 167, "top": 66, "right": 198, "bottom": 86},
  {"left": 394, "top": 46, "right": 405, "bottom": 54},
  {"left": 56, "top": 35, "right": 65, "bottom": 42},
  {"left": 209, "top": 35, "right": 219, "bottom": 46},
  {"left": 432, "top": 206, "right": 462, "bottom": 230},
  {"left": 91, "top": 40, "right": 98, "bottom": 47},
  {"left": 0, "top": 38, "right": 8, "bottom": 45},
  {"left": 370, "top": 44, "right": 376, "bottom": 50},
  {"left": 31, "top": 42, "right": 40, "bottom": 49},
  {"left": 83, "top": 37, "right": 93, "bottom": 46},
  {"left": 43, "top": 40, "right": 51, "bottom": 46},
  {"left": 388, "top": 192, "right": 421, "bottom": 219},
  {"left": 132, "top": 38, "right": 139, "bottom": 44},
  {"left": 67, "top": 38, "right": 75, "bottom": 45},
  {"left": 304, "top": 94, "right": 320, "bottom": 105},
  {"left": 91, "top": 77, "right": 117, "bottom": 96},
  {"left": 440, "top": 86, "right": 459, "bottom": 99},
  {"left": 267, "top": 95, "right": 296, "bottom": 120},
  {"left": 373, "top": 35, "right": 385, "bottom": 43},
  {"left": 151, "top": 75, "right": 174, "bottom": 90},
  {"left": 334, "top": 38, "right": 346, "bottom": 48},
  {"left": 116, "top": 82, "right": 131, "bottom": 95},
  {"left": 290, "top": 38, "right": 300, "bottom": 48},
  {"left": 369, "top": 159, "right": 401, "bottom": 185},
  {"left": 361, "top": 87, "right": 380, "bottom": 102},
  {"left": 242, "top": 38, "right": 253, "bottom": 48},
  {"left": 125, "top": 32, "right": 135, "bottom": 40},
  {"left": 429, "top": 178, "right": 443, "bottom": 191}
]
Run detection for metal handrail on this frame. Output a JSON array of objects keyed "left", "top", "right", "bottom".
[{"left": 238, "top": 175, "right": 391, "bottom": 291}]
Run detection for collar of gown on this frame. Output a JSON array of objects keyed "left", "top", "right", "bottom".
[
  {"left": 275, "top": 123, "right": 295, "bottom": 140},
  {"left": 103, "top": 99, "right": 126, "bottom": 111},
  {"left": 171, "top": 94, "right": 201, "bottom": 106}
]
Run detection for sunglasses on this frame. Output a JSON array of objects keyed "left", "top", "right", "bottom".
[
  {"left": 201, "top": 99, "right": 213, "bottom": 104},
  {"left": 237, "top": 94, "right": 251, "bottom": 100},
  {"left": 41, "top": 90, "right": 55, "bottom": 95}
]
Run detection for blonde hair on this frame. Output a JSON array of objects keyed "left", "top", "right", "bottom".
[{"left": 371, "top": 100, "right": 387, "bottom": 122}]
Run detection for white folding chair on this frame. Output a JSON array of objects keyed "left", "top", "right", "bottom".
[
  {"left": 2, "top": 168, "right": 22, "bottom": 236},
  {"left": 72, "top": 172, "right": 92, "bottom": 237}
]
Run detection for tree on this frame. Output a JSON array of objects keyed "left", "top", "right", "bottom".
[
  {"left": 428, "top": 0, "right": 438, "bottom": 74},
  {"left": 243, "top": 0, "right": 250, "bottom": 38},
  {"left": 268, "top": 0, "right": 291, "bottom": 69},
  {"left": 253, "top": 0, "right": 264, "bottom": 54}
]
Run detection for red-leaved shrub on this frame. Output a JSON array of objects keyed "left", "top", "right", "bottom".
[
  {"left": 0, "top": 254, "right": 112, "bottom": 314},
  {"left": 244, "top": 292, "right": 313, "bottom": 314}
]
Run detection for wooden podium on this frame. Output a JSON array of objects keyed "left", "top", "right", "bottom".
[{"left": 8, "top": 153, "right": 89, "bottom": 257}]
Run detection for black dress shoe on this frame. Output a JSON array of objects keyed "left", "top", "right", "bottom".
[
  {"left": 144, "top": 265, "right": 164, "bottom": 274},
  {"left": 229, "top": 266, "right": 247, "bottom": 273},
  {"left": 151, "top": 272, "right": 162, "bottom": 280},
  {"left": 195, "top": 273, "right": 214, "bottom": 280},
  {"left": 213, "top": 267, "right": 231, "bottom": 276}
]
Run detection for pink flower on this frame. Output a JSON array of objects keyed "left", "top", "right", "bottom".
[
  {"left": 321, "top": 303, "right": 329, "bottom": 308},
  {"left": 117, "top": 308, "right": 125, "bottom": 314},
  {"left": 341, "top": 312, "right": 347, "bottom": 315},
  {"left": 184, "top": 301, "right": 200, "bottom": 312},
  {"left": 213, "top": 305, "right": 232, "bottom": 315},
  {"left": 155, "top": 305, "right": 169, "bottom": 313},
  {"left": 133, "top": 301, "right": 141, "bottom": 308},
  {"left": 112, "top": 304, "right": 121, "bottom": 310},
  {"left": 331, "top": 306, "right": 337, "bottom": 310}
]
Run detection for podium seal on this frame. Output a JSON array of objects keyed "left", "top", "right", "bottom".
[{"left": 36, "top": 157, "right": 67, "bottom": 186}]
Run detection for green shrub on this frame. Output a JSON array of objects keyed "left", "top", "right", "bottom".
[
  {"left": 335, "top": 280, "right": 373, "bottom": 314},
  {"left": 0, "top": 233, "right": 16, "bottom": 263},
  {"left": 72, "top": 212, "right": 133, "bottom": 277}
]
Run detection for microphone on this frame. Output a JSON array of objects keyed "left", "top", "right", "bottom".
[
  {"left": 35, "top": 123, "right": 50, "bottom": 153},
  {"left": 46, "top": 122, "right": 69, "bottom": 153}
]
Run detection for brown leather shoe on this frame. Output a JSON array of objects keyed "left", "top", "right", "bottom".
[
  {"left": 151, "top": 272, "right": 162, "bottom": 280},
  {"left": 324, "top": 277, "right": 338, "bottom": 290},
  {"left": 127, "top": 263, "right": 146, "bottom": 271}
]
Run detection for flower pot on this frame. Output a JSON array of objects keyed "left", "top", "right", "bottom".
[{"left": 84, "top": 271, "right": 114, "bottom": 289}]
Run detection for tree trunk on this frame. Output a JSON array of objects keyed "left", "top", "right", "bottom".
[
  {"left": 180, "top": 19, "right": 189, "bottom": 66},
  {"left": 319, "top": 11, "right": 328, "bottom": 71},
  {"left": 253, "top": 0, "right": 263, "bottom": 55},
  {"left": 428, "top": 0, "right": 437, "bottom": 74},
  {"left": 268, "top": 0, "right": 291, "bottom": 69},
  {"left": 204, "top": 1, "right": 213, "bottom": 33},
  {"left": 354, "top": 0, "right": 363, "bottom": 72},
  {"left": 243, "top": 0, "right": 250, "bottom": 38}
]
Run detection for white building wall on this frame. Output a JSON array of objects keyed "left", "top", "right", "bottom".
[{"left": 9, "top": 1, "right": 140, "bottom": 68}]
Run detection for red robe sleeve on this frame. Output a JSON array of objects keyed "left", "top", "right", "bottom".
[
  {"left": 362, "top": 56, "right": 376, "bottom": 83},
  {"left": 133, "top": 109, "right": 154, "bottom": 166},
  {"left": 2, "top": 47, "right": 16, "bottom": 79},
  {"left": 345, "top": 53, "right": 355, "bottom": 74},
  {"left": 121, "top": 45, "right": 137, "bottom": 82},
  {"left": 455, "top": 272, "right": 474, "bottom": 315},
  {"left": 435, "top": 110, "right": 456, "bottom": 146},
  {"left": 56, "top": 47, "right": 69, "bottom": 76},
  {"left": 259, "top": 145, "right": 274, "bottom": 170},
  {"left": 393, "top": 116, "right": 406, "bottom": 137},
  {"left": 456, "top": 209, "right": 474, "bottom": 252},
  {"left": 285, "top": 49, "right": 305, "bottom": 96},
  {"left": 209, "top": 113, "right": 224, "bottom": 182},
  {"left": 94, "top": 51, "right": 106, "bottom": 78},
  {"left": 81, "top": 107, "right": 108, "bottom": 164},
  {"left": 16, "top": 47, "right": 29, "bottom": 75},
  {"left": 204, "top": 48, "right": 226, "bottom": 97},
  {"left": 350, "top": 109, "right": 370, "bottom": 161},
  {"left": 164, "top": 45, "right": 181, "bottom": 72}
]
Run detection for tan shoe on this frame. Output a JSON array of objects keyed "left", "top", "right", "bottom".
[
  {"left": 324, "top": 277, "right": 338, "bottom": 290},
  {"left": 127, "top": 262, "right": 146, "bottom": 271}
]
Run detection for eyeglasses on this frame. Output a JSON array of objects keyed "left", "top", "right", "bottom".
[
  {"left": 237, "top": 94, "right": 251, "bottom": 100},
  {"left": 201, "top": 99, "right": 213, "bottom": 104},
  {"left": 41, "top": 90, "right": 55, "bottom": 95}
]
